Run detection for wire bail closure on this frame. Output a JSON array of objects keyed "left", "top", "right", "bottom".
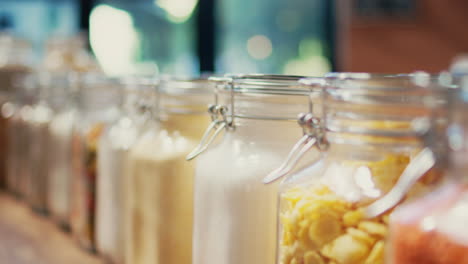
[
  {"left": 263, "top": 112, "right": 328, "bottom": 184},
  {"left": 187, "top": 74, "right": 316, "bottom": 161},
  {"left": 362, "top": 114, "right": 443, "bottom": 218},
  {"left": 186, "top": 104, "right": 230, "bottom": 160}
]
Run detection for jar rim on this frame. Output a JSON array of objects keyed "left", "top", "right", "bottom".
[
  {"left": 322, "top": 72, "right": 452, "bottom": 141},
  {"left": 323, "top": 72, "right": 453, "bottom": 106},
  {"left": 325, "top": 72, "right": 457, "bottom": 90},
  {"left": 210, "top": 74, "right": 322, "bottom": 96},
  {"left": 159, "top": 76, "right": 214, "bottom": 95}
]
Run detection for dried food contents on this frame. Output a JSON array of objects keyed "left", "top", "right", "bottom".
[
  {"left": 6, "top": 105, "right": 30, "bottom": 195},
  {"left": 279, "top": 154, "right": 411, "bottom": 264},
  {"left": 44, "top": 73, "right": 77, "bottom": 227},
  {"left": 388, "top": 82, "right": 468, "bottom": 264},
  {"left": 28, "top": 102, "right": 53, "bottom": 212},
  {"left": 47, "top": 110, "right": 75, "bottom": 227},
  {"left": 96, "top": 80, "right": 153, "bottom": 264},
  {"left": 41, "top": 35, "right": 100, "bottom": 224},
  {"left": 193, "top": 130, "right": 297, "bottom": 264},
  {"left": 70, "top": 74, "right": 121, "bottom": 252},
  {"left": 71, "top": 123, "right": 104, "bottom": 251},
  {"left": 278, "top": 146, "right": 445, "bottom": 264},
  {"left": 276, "top": 73, "right": 450, "bottom": 264},
  {"left": 96, "top": 122, "right": 136, "bottom": 263},
  {"left": 0, "top": 34, "right": 33, "bottom": 190},
  {"left": 191, "top": 76, "right": 315, "bottom": 264},
  {"left": 6, "top": 77, "right": 36, "bottom": 197},
  {"left": 390, "top": 183, "right": 468, "bottom": 264},
  {"left": 126, "top": 115, "right": 209, "bottom": 264},
  {"left": 0, "top": 97, "right": 9, "bottom": 188},
  {"left": 125, "top": 79, "right": 212, "bottom": 264}
]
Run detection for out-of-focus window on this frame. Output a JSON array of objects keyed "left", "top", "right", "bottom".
[
  {"left": 216, "top": 0, "right": 332, "bottom": 75},
  {"left": 0, "top": 0, "right": 79, "bottom": 60},
  {"left": 90, "top": 0, "right": 198, "bottom": 77}
]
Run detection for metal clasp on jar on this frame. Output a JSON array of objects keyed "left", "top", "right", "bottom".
[
  {"left": 186, "top": 104, "right": 231, "bottom": 160},
  {"left": 263, "top": 112, "right": 328, "bottom": 184}
]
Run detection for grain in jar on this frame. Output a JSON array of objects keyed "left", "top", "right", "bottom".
[
  {"left": 189, "top": 75, "right": 321, "bottom": 264},
  {"left": 124, "top": 78, "right": 212, "bottom": 264},
  {"left": 70, "top": 74, "right": 121, "bottom": 251},
  {"left": 274, "top": 73, "right": 451, "bottom": 264},
  {"left": 96, "top": 77, "right": 156, "bottom": 264}
]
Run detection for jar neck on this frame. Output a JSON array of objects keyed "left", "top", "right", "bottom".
[
  {"left": 160, "top": 113, "right": 211, "bottom": 140},
  {"left": 159, "top": 92, "right": 211, "bottom": 116},
  {"left": 326, "top": 135, "right": 422, "bottom": 158},
  {"left": 226, "top": 118, "right": 303, "bottom": 145},
  {"left": 217, "top": 91, "right": 316, "bottom": 124},
  {"left": 121, "top": 92, "right": 143, "bottom": 117},
  {"left": 323, "top": 72, "right": 450, "bottom": 157},
  {"left": 79, "top": 87, "right": 121, "bottom": 115}
]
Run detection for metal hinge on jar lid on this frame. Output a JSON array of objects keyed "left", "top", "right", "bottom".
[
  {"left": 263, "top": 113, "right": 328, "bottom": 184},
  {"left": 186, "top": 104, "right": 231, "bottom": 160}
]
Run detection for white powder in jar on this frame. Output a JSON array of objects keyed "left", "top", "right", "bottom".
[
  {"left": 192, "top": 133, "right": 284, "bottom": 264},
  {"left": 47, "top": 111, "right": 75, "bottom": 225},
  {"left": 125, "top": 129, "right": 197, "bottom": 264},
  {"left": 96, "top": 117, "right": 139, "bottom": 264}
]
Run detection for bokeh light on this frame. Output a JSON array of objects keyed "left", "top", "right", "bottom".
[
  {"left": 246, "top": 35, "right": 273, "bottom": 60},
  {"left": 155, "top": 0, "right": 198, "bottom": 23},
  {"left": 89, "top": 5, "right": 138, "bottom": 76},
  {"left": 283, "top": 37, "right": 330, "bottom": 76}
]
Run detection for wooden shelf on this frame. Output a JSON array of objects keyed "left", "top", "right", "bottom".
[{"left": 0, "top": 192, "right": 103, "bottom": 264}]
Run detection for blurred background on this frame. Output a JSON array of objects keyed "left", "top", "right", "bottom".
[{"left": 1, "top": 0, "right": 467, "bottom": 76}]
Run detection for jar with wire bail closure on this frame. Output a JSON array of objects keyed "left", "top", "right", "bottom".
[
  {"left": 96, "top": 77, "right": 157, "bottom": 264},
  {"left": 70, "top": 74, "right": 122, "bottom": 252},
  {"left": 270, "top": 72, "right": 451, "bottom": 264},
  {"left": 187, "top": 74, "right": 323, "bottom": 264},
  {"left": 5, "top": 73, "right": 36, "bottom": 197},
  {"left": 124, "top": 77, "right": 213, "bottom": 264},
  {"left": 29, "top": 72, "right": 73, "bottom": 214},
  {"left": 0, "top": 34, "right": 33, "bottom": 189},
  {"left": 388, "top": 75, "right": 468, "bottom": 264},
  {"left": 47, "top": 72, "right": 79, "bottom": 228}
]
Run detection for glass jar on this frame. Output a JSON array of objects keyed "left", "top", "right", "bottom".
[
  {"left": 0, "top": 89, "right": 8, "bottom": 189},
  {"left": 275, "top": 73, "right": 450, "bottom": 264},
  {"left": 189, "top": 75, "right": 321, "bottom": 264},
  {"left": 46, "top": 72, "right": 78, "bottom": 227},
  {"left": 5, "top": 73, "right": 37, "bottom": 197},
  {"left": 124, "top": 78, "right": 212, "bottom": 264},
  {"left": 27, "top": 72, "right": 61, "bottom": 213},
  {"left": 96, "top": 77, "right": 157, "bottom": 264},
  {"left": 388, "top": 77, "right": 468, "bottom": 264},
  {"left": 0, "top": 34, "right": 33, "bottom": 189},
  {"left": 70, "top": 74, "right": 122, "bottom": 252},
  {"left": 43, "top": 35, "right": 101, "bottom": 73}
]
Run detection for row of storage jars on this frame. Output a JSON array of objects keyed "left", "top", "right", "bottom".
[{"left": 1, "top": 69, "right": 468, "bottom": 264}]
